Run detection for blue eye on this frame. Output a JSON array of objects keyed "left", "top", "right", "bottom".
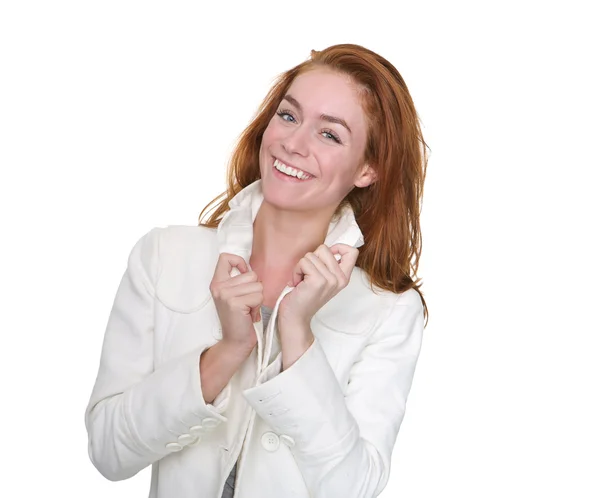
[
  {"left": 276, "top": 110, "right": 296, "bottom": 123},
  {"left": 322, "top": 130, "right": 342, "bottom": 144},
  {"left": 276, "top": 109, "right": 343, "bottom": 144}
]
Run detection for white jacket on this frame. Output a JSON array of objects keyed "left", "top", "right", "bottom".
[{"left": 85, "top": 179, "right": 424, "bottom": 498}]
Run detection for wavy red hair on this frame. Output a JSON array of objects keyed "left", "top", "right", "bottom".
[{"left": 198, "top": 43, "right": 429, "bottom": 326}]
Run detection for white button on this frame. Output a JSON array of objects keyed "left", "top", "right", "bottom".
[
  {"left": 165, "top": 442, "right": 183, "bottom": 452},
  {"left": 189, "top": 425, "right": 205, "bottom": 436},
  {"left": 178, "top": 434, "right": 195, "bottom": 445},
  {"left": 280, "top": 435, "right": 295, "bottom": 447},
  {"left": 188, "top": 436, "right": 202, "bottom": 446},
  {"left": 202, "top": 417, "right": 219, "bottom": 428},
  {"left": 261, "top": 431, "right": 280, "bottom": 452}
]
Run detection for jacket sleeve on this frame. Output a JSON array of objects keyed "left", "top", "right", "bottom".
[
  {"left": 242, "top": 289, "right": 424, "bottom": 498},
  {"left": 84, "top": 227, "right": 231, "bottom": 482}
]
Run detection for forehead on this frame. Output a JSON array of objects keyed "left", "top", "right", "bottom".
[{"left": 285, "top": 69, "right": 366, "bottom": 127}]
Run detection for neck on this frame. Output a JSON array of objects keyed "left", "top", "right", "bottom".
[{"left": 250, "top": 201, "right": 333, "bottom": 270}]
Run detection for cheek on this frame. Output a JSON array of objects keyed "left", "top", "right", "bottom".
[
  {"left": 320, "top": 154, "right": 354, "bottom": 181},
  {"left": 262, "top": 118, "right": 283, "bottom": 146}
]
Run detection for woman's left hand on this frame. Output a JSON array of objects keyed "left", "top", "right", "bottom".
[{"left": 277, "top": 243, "right": 359, "bottom": 328}]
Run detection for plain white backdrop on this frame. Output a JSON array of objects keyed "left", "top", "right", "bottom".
[{"left": 1, "top": 1, "right": 598, "bottom": 496}]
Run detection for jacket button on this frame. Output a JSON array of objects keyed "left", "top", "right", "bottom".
[
  {"left": 165, "top": 442, "right": 183, "bottom": 452},
  {"left": 280, "top": 435, "right": 295, "bottom": 447},
  {"left": 178, "top": 434, "right": 195, "bottom": 445},
  {"left": 189, "top": 425, "right": 205, "bottom": 436},
  {"left": 188, "top": 436, "right": 202, "bottom": 446},
  {"left": 261, "top": 431, "right": 280, "bottom": 452},
  {"left": 202, "top": 417, "right": 220, "bottom": 428}
]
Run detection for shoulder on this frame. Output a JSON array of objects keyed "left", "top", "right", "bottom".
[
  {"left": 155, "top": 224, "right": 218, "bottom": 259},
  {"left": 134, "top": 224, "right": 216, "bottom": 249},
  {"left": 134, "top": 224, "right": 218, "bottom": 271},
  {"left": 392, "top": 286, "right": 424, "bottom": 312},
  {"left": 350, "top": 266, "right": 423, "bottom": 313},
  {"left": 135, "top": 224, "right": 219, "bottom": 313},
  {"left": 315, "top": 266, "right": 422, "bottom": 336}
]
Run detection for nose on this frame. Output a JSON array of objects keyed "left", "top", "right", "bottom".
[{"left": 281, "top": 122, "right": 310, "bottom": 157}]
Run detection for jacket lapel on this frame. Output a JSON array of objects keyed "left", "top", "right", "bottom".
[
  {"left": 216, "top": 179, "right": 365, "bottom": 376},
  {"left": 217, "top": 179, "right": 365, "bottom": 260}
]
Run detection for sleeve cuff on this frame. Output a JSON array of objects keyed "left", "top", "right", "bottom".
[
  {"left": 242, "top": 337, "right": 358, "bottom": 458},
  {"left": 211, "top": 382, "right": 231, "bottom": 412},
  {"left": 124, "top": 342, "right": 231, "bottom": 456}
]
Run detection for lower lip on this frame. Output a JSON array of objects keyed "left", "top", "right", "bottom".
[{"left": 272, "top": 164, "right": 314, "bottom": 183}]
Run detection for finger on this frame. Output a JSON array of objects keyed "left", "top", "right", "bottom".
[
  {"left": 218, "top": 270, "right": 259, "bottom": 289},
  {"left": 230, "top": 292, "right": 264, "bottom": 322},
  {"left": 213, "top": 253, "right": 248, "bottom": 282},
  {"left": 329, "top": 244, "right": 359, "bottom": 279},
  {"left": 251, "top": 306, "right": 262, "bottom": 323},
  {"left": 305, "top": 252, "right": 338, "bottom": 287},
  {"left": 220, "top": 281, "right": 263, "bottom": 301},
  {"left": 229, "top": 291, "right": 264, "bottom": 310},
  {"left": 291, "top": 255, "right": 324, "bottom": 287},
  {"left": 290, "top": 259, "right": 305, "bottom": 287},
  {"left": 313, "top": 245, "right": 347, "bottom": 281}
]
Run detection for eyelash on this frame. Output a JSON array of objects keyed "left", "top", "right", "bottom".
[{"left": 276, "top": 109, "right": 342, "bottom": 144}]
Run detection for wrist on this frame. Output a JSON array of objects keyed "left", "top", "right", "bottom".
[
  {"left": 278, "top": 314, "right": 311, "bottom": 331},
  {"left": 220, "top": 337, "right": 257, "bottom": 358},
  {"left": 278, "top": 317, "right": 313, "bottom": 341}
]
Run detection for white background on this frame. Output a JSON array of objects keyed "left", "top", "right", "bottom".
[{"left": 1, "top": 1, "right": 598, "bottom": 496}]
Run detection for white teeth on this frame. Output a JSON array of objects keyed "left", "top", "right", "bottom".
[{"left": 274, "top": 159, "right": 312, "bottom": 180}]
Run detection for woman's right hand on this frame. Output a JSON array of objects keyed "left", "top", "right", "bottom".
[{"left": 209, "top": 253, "right": 263, "bottom": 351}]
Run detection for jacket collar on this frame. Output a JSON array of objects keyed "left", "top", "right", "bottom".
[{"left": 216, "top": 179, "right": 364, "bottom": 262}]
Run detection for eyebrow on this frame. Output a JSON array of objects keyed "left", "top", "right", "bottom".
[{"left": 282, "top": 94, "right": 352, "bottom": 135}]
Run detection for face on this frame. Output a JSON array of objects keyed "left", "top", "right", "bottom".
[{"left": 258, "top": 68, "right": 376, "bottom": 216}]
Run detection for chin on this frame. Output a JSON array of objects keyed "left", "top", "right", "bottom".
[{"left": 261, "top": 181, "right": 294, "bottom": 209}]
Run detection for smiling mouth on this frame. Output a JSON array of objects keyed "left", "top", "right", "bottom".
[{"left": 272, "top": 157, "right": 315, "bottom": 180}]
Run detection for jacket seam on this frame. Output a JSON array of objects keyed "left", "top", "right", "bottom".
[{"left": 122, "top": 389, "right": 155, "bottom": 455}]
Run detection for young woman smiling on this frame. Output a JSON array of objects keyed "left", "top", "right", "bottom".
[{"left": 85, "top": 43, "right": 429, "bottom": 498}]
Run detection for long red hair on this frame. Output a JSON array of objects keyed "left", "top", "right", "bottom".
[{"left": 198, "top": 44, "right": 429, "bottom": 326}]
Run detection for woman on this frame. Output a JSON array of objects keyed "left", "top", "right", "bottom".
[{"left": 85, "top": 43, "right": 429, "bottom": 498}]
